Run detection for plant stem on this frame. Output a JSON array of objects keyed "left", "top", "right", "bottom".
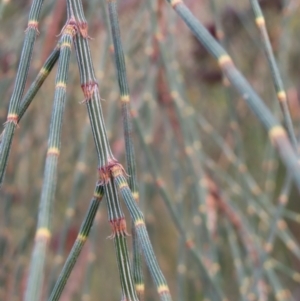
[
  {"left": 106, "top": 0, "right": 143, "bottom": 296},
  {"left": 48, "top": 184, "right": 104, "bottom": 301},
  {"left": 66, "top": 0, "right": 142, "bottom": 298},
  {"left": 0, "top": 0, "right": 45, "bottom": 185},
  {"left": 24, "top": 22, "right": 74, "bottom": 301},
  {"left": 166, "top": 0, "right": 300, "bottom": 193},
  {"left": 250, "top": 0, "right": 297, "bottom": 149}
]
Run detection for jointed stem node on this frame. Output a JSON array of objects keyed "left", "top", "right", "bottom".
[
  {"left": 108, "top": 217, "right": 130, "bottom": 238},
  {"left": 98, "top": 160, "right": 128, "bottom": 185},
  {"left": 80, "top": 82, "right": 99, "bottom": 102},
  {"left": 157, "top": 284, "right": 170, "bottom": 295},
  {"left": 35, "top": 228, "right": 51, "bottom": 243},
  {"left": 25, "top": 20, "right": 40, "bottom": 34},
  {"left": 58, "top": 17, "right": 78, "bottom": 38},
  {"left": 170, "top": 0, "right": 182, "bottom": 8},
  {"left": 4, "top": 114, "right": 19, "bottom": 127},
  {"left": 111, "top": 164, "right": 127, "bottom": 178}
]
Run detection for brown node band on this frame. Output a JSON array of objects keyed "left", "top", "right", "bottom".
[
  {"left": 26, "top": 20, "right": 40, "bottom": 34},
  {"left": 5, "top": 114, "right": 18, "bottom": 126},
  {"left": 77, "top": 233, "right": 87, "bottom": 242},
  {"left": 81, "top": 82, "right": 98, "bottom": 102},
  {"left": 118, "top": 181, "right": 128, "bottom": 190},
  {"left": 98, "top": 159, "right": 127, "bottom": 185},
  {"left": 135, "top": 219, "right": 144, "bottom": 228},
  {"left": 132, "top": 191, "right": 139, "bottom": 202},
  {"left": 98, "top": 168, "right": 110, "bottom": 185},
  {"left": 136, "top": 284, "right": 145, "bottom": 292},
  {"left": 64, "top": 23, "right": 77, "bottom": 37},
  {"left": 60, "top": 42, "right": 72, "bottom": 49},
  {"left": 108, "top": 217, "right": 130, "bottom": 238},
  {"left": 57, "top": 17, "right": 78, "bottom": 38},
  {"left": 255, "top": 16, "right": 265, "bottom": 27},
  {"left": 39, "top": 68, "right": 49, "bottom": 76},
  {"left": 78, "top": 22, "right": 89, "bottom": 39},
  {"left": 56, "top": 82, "right": 66, "bottom": 89},
  {"left": 218, "top": 54, "right": 233, "bottom": 68},
  {"left": 157, "top": 285, "right": 170, "bottom": 295},
  {"left": 268, "top": 126, "right": 286, "bottom": 145},
  {"left": 110, "top": 162, "right": 129, "bottom": 178},
  {"left": 110, "top": 165, "right": 123, "bottom": 178},
  {"left": 171, "top": 0, "right": 182, "bottom": 8},
  {"left": 47, "top": 147, "right": 60, "bottom": 156},
  {"left": 35, "top": 228, "right": 51, "bottom": 242},
  {"left": 93, "top": 192, "right": 103, "bottom": 201},
  {"left": 277, "top": 91, "right": 287, "bottom": 102},
  {"left": 121, "top": 95, "right": 130, "bottom": 103}
]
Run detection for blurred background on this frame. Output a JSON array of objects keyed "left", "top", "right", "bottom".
[{"left": 1, "top": 0, "right": 300, "bottom": 300}]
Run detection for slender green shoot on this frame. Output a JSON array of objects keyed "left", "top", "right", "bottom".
[
  {"left": 166, "top": 0, "right": 300, "bottom": 193},
  {"left": 106, "top": 0, "right": 143, "bottom": 296},
  {"left": 24, "top": 21, "right": 75, "bottom": 301},
  {"left": 0, "top": 42, "right": 61, "bottom": 144},
  {"left": 48, "top": 185, "right": 104, "bottom": 301},
  {"left": 250, "top": 0, "right": 297, "bottom": 149},
  {"left": 66, "top": 0, "right": 147, "bottom": 299},
  {"left": 0, "top": 0, "right": 45, "bottom": 185}
]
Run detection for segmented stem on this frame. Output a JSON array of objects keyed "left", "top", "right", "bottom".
[
  {"left": 111, "top": 167, "right": 172, "bottom": 301},
  {"left": 18, "top": 44, "right": 61, "bottom": 122},
  {"left": 66, "top": 0, "right": 115, "bottom": 168},
  {"left": 105, "top": 178, "right": 139, "bottom": 301},
  {"left": 67, "top": 0, "right": 140, "bottom": 298},
  {"left": 166, "top": 0, "right": 300, "bottom": 193},
  {"left": 48, "top": 119, "right": 90, "bottom": 293},
  {"left": 24, "top": 22, "right": 75, "bottom": 301},
  {"left": 73, "top": 32, "right": 114, "bottom": 167},
  {"left": 0, "top": 0, "right": 45, "bottom": 185},
  {"left": 250, "top": 0, "right": 297, "bottom": 149},
  {"left": 107, "top": 0, "right": 138, "bottom": 200},
  {"left": 107, "top": 0, "right": 142, "bottom": 295},
  {"left": 48, "top": 185, "right": 104, "bottom": 301},
  {"left": 0, "top": 44, "right": 60, "bottom": 145},
  {"left": 131, "top": 110, "right": 229, "bottom": 300}
]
